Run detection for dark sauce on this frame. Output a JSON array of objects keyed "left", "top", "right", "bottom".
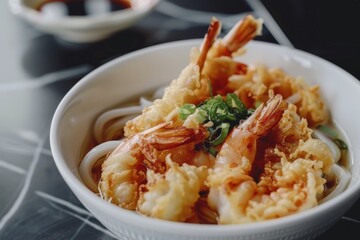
[{"left": 36, "top": 0, "right": 132, "bottom": 16}]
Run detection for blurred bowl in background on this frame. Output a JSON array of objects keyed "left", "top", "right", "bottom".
[{"left": 8, "top": 0, "right": 160, "bottom": 43}]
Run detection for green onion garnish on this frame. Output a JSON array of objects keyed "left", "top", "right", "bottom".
[
  {"left": 317, "top": 124, "right": 338, "bottom": 139},
  {"left": 333, "top": 139, "right": 348, "bottom": 150},
  {"left": 179, "top": 93, "right": 251, "bottom": 156},
  {"left": 226, "top": 93, "right": 247, "bottom": 115},
  {"left": 179, "top": 103, "right": 196, "bottom": 120},
  {"left": 209, "top": 123, "right": 230, "bottom": 146},
  {"left": 317, "top": 124, "right": 348, "bottom": 150},
  {"left": 209, "top": 101, "right": 228, "bottom": 123}
]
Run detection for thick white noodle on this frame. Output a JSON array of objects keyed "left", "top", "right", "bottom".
[
  {"left": 79, "top": 140, "right": 122, "bottom": 192},
  {"left": 153, "top": 86, "right": 165, "bottom": 99},
  {"left": 94, "top": 86, "right": 165, "bottom": 143},
  {"left": 94, "top": 106, "right": 142, "bottom": 143},
  {"left": 319, "top": 164, "right": 351, "bottom": 204},
  {"left": 140, "top": 96, "right": 154, "bottom": 108},
  {"left": 312, "top": 130, "right": 350, "bottom": 202},
  {"left": 313, "top": 129, "right": 341, "bottom": 163},
  {"left": 102, "top": 114, "right": 138, "bottom": 142}
]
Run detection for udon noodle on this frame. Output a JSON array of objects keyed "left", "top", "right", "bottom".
[{"left": 79, "top": 15, "right": 350, "bottom": 224}]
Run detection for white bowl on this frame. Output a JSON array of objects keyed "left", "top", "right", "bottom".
[
  {"left": 8, "top": 0, "right": 160, "bottom": 43},
  {"left": 50, "top": 39, "right": 360, "bottom": 240}
]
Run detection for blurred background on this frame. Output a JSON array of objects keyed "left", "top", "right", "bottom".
[{"left": 1, "top": 0, "right": 359, "bottom": 239}]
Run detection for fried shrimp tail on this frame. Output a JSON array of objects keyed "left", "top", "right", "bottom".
[
  {"left": 203, "top": 15, "right": 263, "bottom": 92},
  {"left": 124, "top": 15, "right": 263, "bottom": 137},
  {"left": 215, "top": 94, "right": 287, "bottom": 172},
  {"left": 81, "top": 14, "right": 344, "bottom": 226},
  {"left": 99, "top": 122, "right": 207, "bottom": 210},
  {"left": 123, "top": 18, "right": 221, "bottom": 136},
  {"left": 212, "top": 15, "right": 263, "bottom": 57},
  {"left": 196, "top": 17, "right": 221, "bottom": 71},
  {"left": 207, "top": 96, "right": 335, "bottom": 224},
  {"left": 207, "top": 95, "right": 288, "bottom": 223}
]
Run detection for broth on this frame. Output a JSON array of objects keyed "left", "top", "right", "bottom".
[{"left": 36, "top": 0, "right": 131, "bottom": 17}]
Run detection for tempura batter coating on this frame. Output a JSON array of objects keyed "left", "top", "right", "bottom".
[
  {"left": 229, "top": 65, "right": 329, "bottom": 127},
  {"left": 124, "top": 16, "right": 263, "bottom": 137},
  {"left": 207, "top": 99, "right": 333, "bottom": 224},
  {"left": 97, "top": 15, "right": 337, "bottom": 225},
  {"left": 137, "top": 157, "right": 208, "bottom": 222}
]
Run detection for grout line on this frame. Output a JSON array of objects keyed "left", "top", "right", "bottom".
[
  {"left": 342, "top": 216, "right": 360, "bottom": 224},
  {"left": 245, "top": 0, "right": 294, "bottom": 47},
  {"left": 70, "top": 215, "right": 90, "bottom": 240},
  {"left": 0, "top": 160, "right": 26, "bottom": 175},
  {"left": 0, "top": 64, "right": 92, "bottom": 92},
  {"left": 157, "top": 0, "right": 292, "bottom": 46},
  {"left": 35, "top": 191, "right": 91, "bottom": 216},
  {"left": 156, "top": 1, "right": 232, "bottom": 22},
  {"left": 0, "top": 134, "right": 46, "bottom": 230},
  {"left": 156, "top": 1, "right": 251, "bottom": 29},
  {"left": 44, "top": 198, "right": 118, "bottom": 239},
  {"left": 0, "top": 141, "right": 52, "bottom": 157}
]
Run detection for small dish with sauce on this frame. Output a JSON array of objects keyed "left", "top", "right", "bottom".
[{"left": 8, "top": 0, "right": 160, "bottom": 43}]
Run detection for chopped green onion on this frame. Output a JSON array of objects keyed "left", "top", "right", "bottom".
[
  {"left": 207, "top": 146, "right": 218, "bottom": 156},
  {"left": 317, "top": 125, "right": 338, "bottom": 139},
  {"left": 317, "top": 125, "right": 347, "bottom": 150},
  {"left": 226, "top": 93, "right": 247, "bottom": 114},
  {"left": 225, "top": 112, "right": 237, "bottom": 121},
  {"left": 333, "top": 139, "right": 348, "bottom": 150},
  {"left": 196, "top": 108, "right": 208, "bottom": 123},
  {"left": 209, "top": 123, "right": 230, "bottom": 146},
  {"left": 179, "top": 93, "right": 251, "bottom": 156},
  {"left": 209, "top": 101, "right": 228, "bottom": 123},
  {"left": 179, "top": 103, "right": 196, "bottom": 120}
]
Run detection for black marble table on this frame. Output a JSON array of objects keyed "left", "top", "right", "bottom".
[{"left": 1, "top": 0, "right": 359, "bottom": 239}]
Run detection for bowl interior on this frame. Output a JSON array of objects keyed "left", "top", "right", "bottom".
[{"left": 50, "top": 39, "right": 360, "bottom": 237}]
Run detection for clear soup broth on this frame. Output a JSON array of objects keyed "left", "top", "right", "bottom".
[{"left": 36, "top": 0, "right": 131, "bottom": 17}]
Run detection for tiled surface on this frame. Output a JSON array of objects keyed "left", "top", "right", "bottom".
[{"left": 1, "top": 0, "right": 359, "bottom": 239}]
